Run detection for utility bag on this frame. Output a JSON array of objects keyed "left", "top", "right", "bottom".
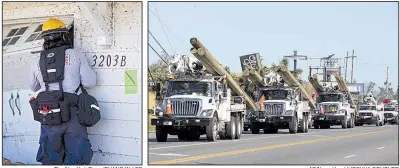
[
  {"left": 30, "top": 45, "right": 73, "bottom": 125},
  {"left": 75, "top": 84, "right": 101, "bottom": 127}
]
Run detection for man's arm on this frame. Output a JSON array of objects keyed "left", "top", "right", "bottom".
[
  {"left": 77, "top": 50, "right": 97, "bottom": 88},
  {"left": 29, "top": 62, "right": 41, "bottom": 92}
]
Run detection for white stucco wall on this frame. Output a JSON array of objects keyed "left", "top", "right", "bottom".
[{"left": 2, "top": 2, "right": 142, "bottom": 164}]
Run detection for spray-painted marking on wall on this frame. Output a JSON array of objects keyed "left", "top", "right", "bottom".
[
  {"left": 124, "top": 70, "right": 137, "bottom": 94},
  {"left": 91, "top": 55, "right": 127, "bottom": 67}
]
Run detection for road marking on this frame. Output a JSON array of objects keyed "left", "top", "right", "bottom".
[
  {"left": 150, "top": 131, "right": 325, "bottom": 150},
  {"left": 376, "top": 147, "right": 385, "bottom": 150},
  {"left": 149, "top": 153, "right": 190, "bottom": 157},
  {"left": 149, "top": 129, "right": 391, "bottom": 165},
  {"left": 344, "top": 155, "right": 356, "bottom": 159}
]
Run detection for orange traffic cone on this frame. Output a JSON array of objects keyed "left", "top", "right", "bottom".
[
  {"left": 258, "top": 95, "right": 265, "bottom": 111},
  {"left": 166, "top": 98, "right": 172, "bottom": 115}
]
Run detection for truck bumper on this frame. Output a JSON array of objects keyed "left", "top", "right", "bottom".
[
  {"left": 384, "top": 117, "right": 396, "bottom": 123},
  {"left": 313, "top": 114, "right": 346, "bottom": 121},
  {"left": 151, "top": 117, "right": 212, "bottom": 127},
  {"left": 356, "top": 116, "right": 376, "bottom": 124},
  {"left": 252, "top": 116, "right": 293, "bottom": 129}
]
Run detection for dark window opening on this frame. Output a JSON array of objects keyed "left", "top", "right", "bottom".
[
  {"left": 26, "top": 33, "right": 40, "bottom": 42},
  {"left": 6, "top": 28, "right": 19, "bottom": 37},
  {"left": 8, "top": 37, "right": 21, "bottom": 45},
  {"left": 3, "top": 38, "right": 11, "bottom": 46},
  {"left": 15, "top": 27, "right": 28, "bottom": 36},
  {"left": 34, "top": 24, "right": 43, "bottom": 32},
  {"left": 67, "top": 23, "right": 74, "bottom": 48}
]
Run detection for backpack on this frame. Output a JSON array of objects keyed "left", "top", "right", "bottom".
[
  {"left": 75, "top": 84, "right": 101, "bottom": 127},
  {"left": 30, "top": 45, "right": 73, "bottom": 125}
]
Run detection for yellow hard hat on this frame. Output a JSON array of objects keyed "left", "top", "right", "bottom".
[{"left": 42, "top": 18, "right": 66, "bottom": 32}]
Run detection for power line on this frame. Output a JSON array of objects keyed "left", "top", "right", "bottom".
[
  {"left": 149, "top": 9, "right": 187, "bottom": 46},
  {"left": 149, "top": 43, "right": 168, "bottom": 65},
  {"left": 149, "top": 31, "right": 172, "bottom": 61},
  {"left": 152, "top": 3, "right": 175, "bottom": 53}
]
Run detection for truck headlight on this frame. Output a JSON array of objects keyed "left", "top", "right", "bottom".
[
  {"left": 158, "top": 112, "right": 164, "bottom": 116},
  {"left": 338, "top": 109, "right": 345, "bottom": 114},
  {"left": 284, "top": 110, "right": 294, "bottom": 115},
  {"left": 201, "top": 109, "right": 213, "bottom": 116}
]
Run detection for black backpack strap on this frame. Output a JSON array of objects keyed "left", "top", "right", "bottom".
[{"left": 75, "top": 84, "right": 88, "bottom": 94}]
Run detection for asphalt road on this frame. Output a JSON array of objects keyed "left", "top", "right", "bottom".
[{"left": 148, "top": 124, "right": 399, "bottom": 165}]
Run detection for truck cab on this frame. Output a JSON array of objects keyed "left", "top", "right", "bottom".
[
  {"left": 313, "top": 92, "right": 356, "bottom": 129},
  {"left": 151, "top": 75, "right": 246, "bottom": 142},
  {"left": 250, "top": 87, "right": 310, "bottom": 134},
  {"left": 382, "top": 101, "right": 399, "bottom": 125},
  {"left": 356, "top": 94, "right": 384, "bottom": 126}
]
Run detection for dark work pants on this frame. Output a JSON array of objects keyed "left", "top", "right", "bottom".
[{"left": 36, "top": 111, "right": 93, "bottom": 165}]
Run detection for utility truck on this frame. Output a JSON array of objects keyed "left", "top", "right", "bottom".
[
  {"left": 151, "top": 38, "right": 254, "bottom": 142},
  {"left": 248, "top": 65, "right": 315, "bottom": 134},
  {"left": 355, "top": 93, "right": 384, "bottom": 126},
  {"left": 381, "top": 99, "right": 399, "bottom": 125},
  {"left": 309, "top": 73, "right": 356, "bottom": 129}
]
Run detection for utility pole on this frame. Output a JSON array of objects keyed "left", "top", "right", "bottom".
[
  {"left": 345, "top": 51, "right": 348, "bottom": 82},
  {"left": 283, "top": 50, "right": 308, "bottom": 71},
  {"left": 386, "top": 66, "right": 389, "bottom": 99},
  {"left": 344, "top": 50, "right": 357, "bottom": 83}
]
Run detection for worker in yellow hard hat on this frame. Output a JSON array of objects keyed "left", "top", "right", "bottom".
[{"left": 29, "top": 18, "right": 96, "bottom": 165}]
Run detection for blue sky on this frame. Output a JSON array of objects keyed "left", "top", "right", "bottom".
[{"left": 149, "top": 2, "right": 398, "bottom": 87}]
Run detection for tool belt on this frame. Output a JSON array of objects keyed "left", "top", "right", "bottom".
[{"left": 29, "top": 91, "right": 78, "bottom": 125}]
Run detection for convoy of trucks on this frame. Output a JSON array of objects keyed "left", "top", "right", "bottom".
[{"left": 151, "top": 37, "right": 398, "bottom": 142}]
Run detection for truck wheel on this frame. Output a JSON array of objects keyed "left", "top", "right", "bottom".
[
  {"left": 304, "top": 116, "right": 309, "bottom": 133},
  {"left": 251, "top": 123, "right": 259, "bottom": 134},
  {"left": 206, "top": 115, "right": 218, "bottom": 142},
  {"left": 289, "top": 115, "right": 298, "bottom": 134},
  {"left": 235, "top": 114, "right": 242, "bottom": 139},
  {"left": 178, "top": 133, "right": 186, "bottom": 141},
  {"left": 341, "top": 117, "right": 348, "bottom": 129},
  {"left": 226, "top": 115, "right": 236, "bottom": 140},
  {"left": 156, "top": 126, "right": 168, "bottom": 142},
  {"left": 298, "top": 117, "right": 307, "bottom": 133}
]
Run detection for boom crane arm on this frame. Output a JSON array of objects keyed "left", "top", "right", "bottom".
[
  {"left": 333, "top": 72, "right": 356, "bottom": 108},
  {"left": 274, "top": 65, "right": 317, "bottom": 109},
  {"left": 308, "top": 75, "right": 324, "bottom": 94},
  {"left": 190, "top": 38, "right": 258, "bottom": 111}
]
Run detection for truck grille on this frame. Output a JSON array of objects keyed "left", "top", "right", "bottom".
[
  {"left": 384, "top": 113, "right": 394, "bottom": 118},
  {"left": 359, "top": 112, "right": 373, "bottom": 116},
  {"left": 264, "top": 104, "right": 285, "bottom": 115},
  {"left": 321, "top": 104, "right": 338, "bottom": 113},
  {"left": 171, "top": 100, "right": 201, "bottom": 116}
]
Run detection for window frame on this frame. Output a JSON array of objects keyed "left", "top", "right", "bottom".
[{"left": 3, "top": 26, "right": 29, "bottom": 46}]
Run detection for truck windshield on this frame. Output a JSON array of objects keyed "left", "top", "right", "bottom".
[
  {"left": 166, "top": 81, "right": 211, "bottom": 97},
  {"left": 262, "top": 90, "right": 290, "bottom": 100},
  {"left": 317, "top": 94, "right": 343, "bottom": 103},
  {"left": 359, "top": 106, "right": 376, "bottom": 110}
]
